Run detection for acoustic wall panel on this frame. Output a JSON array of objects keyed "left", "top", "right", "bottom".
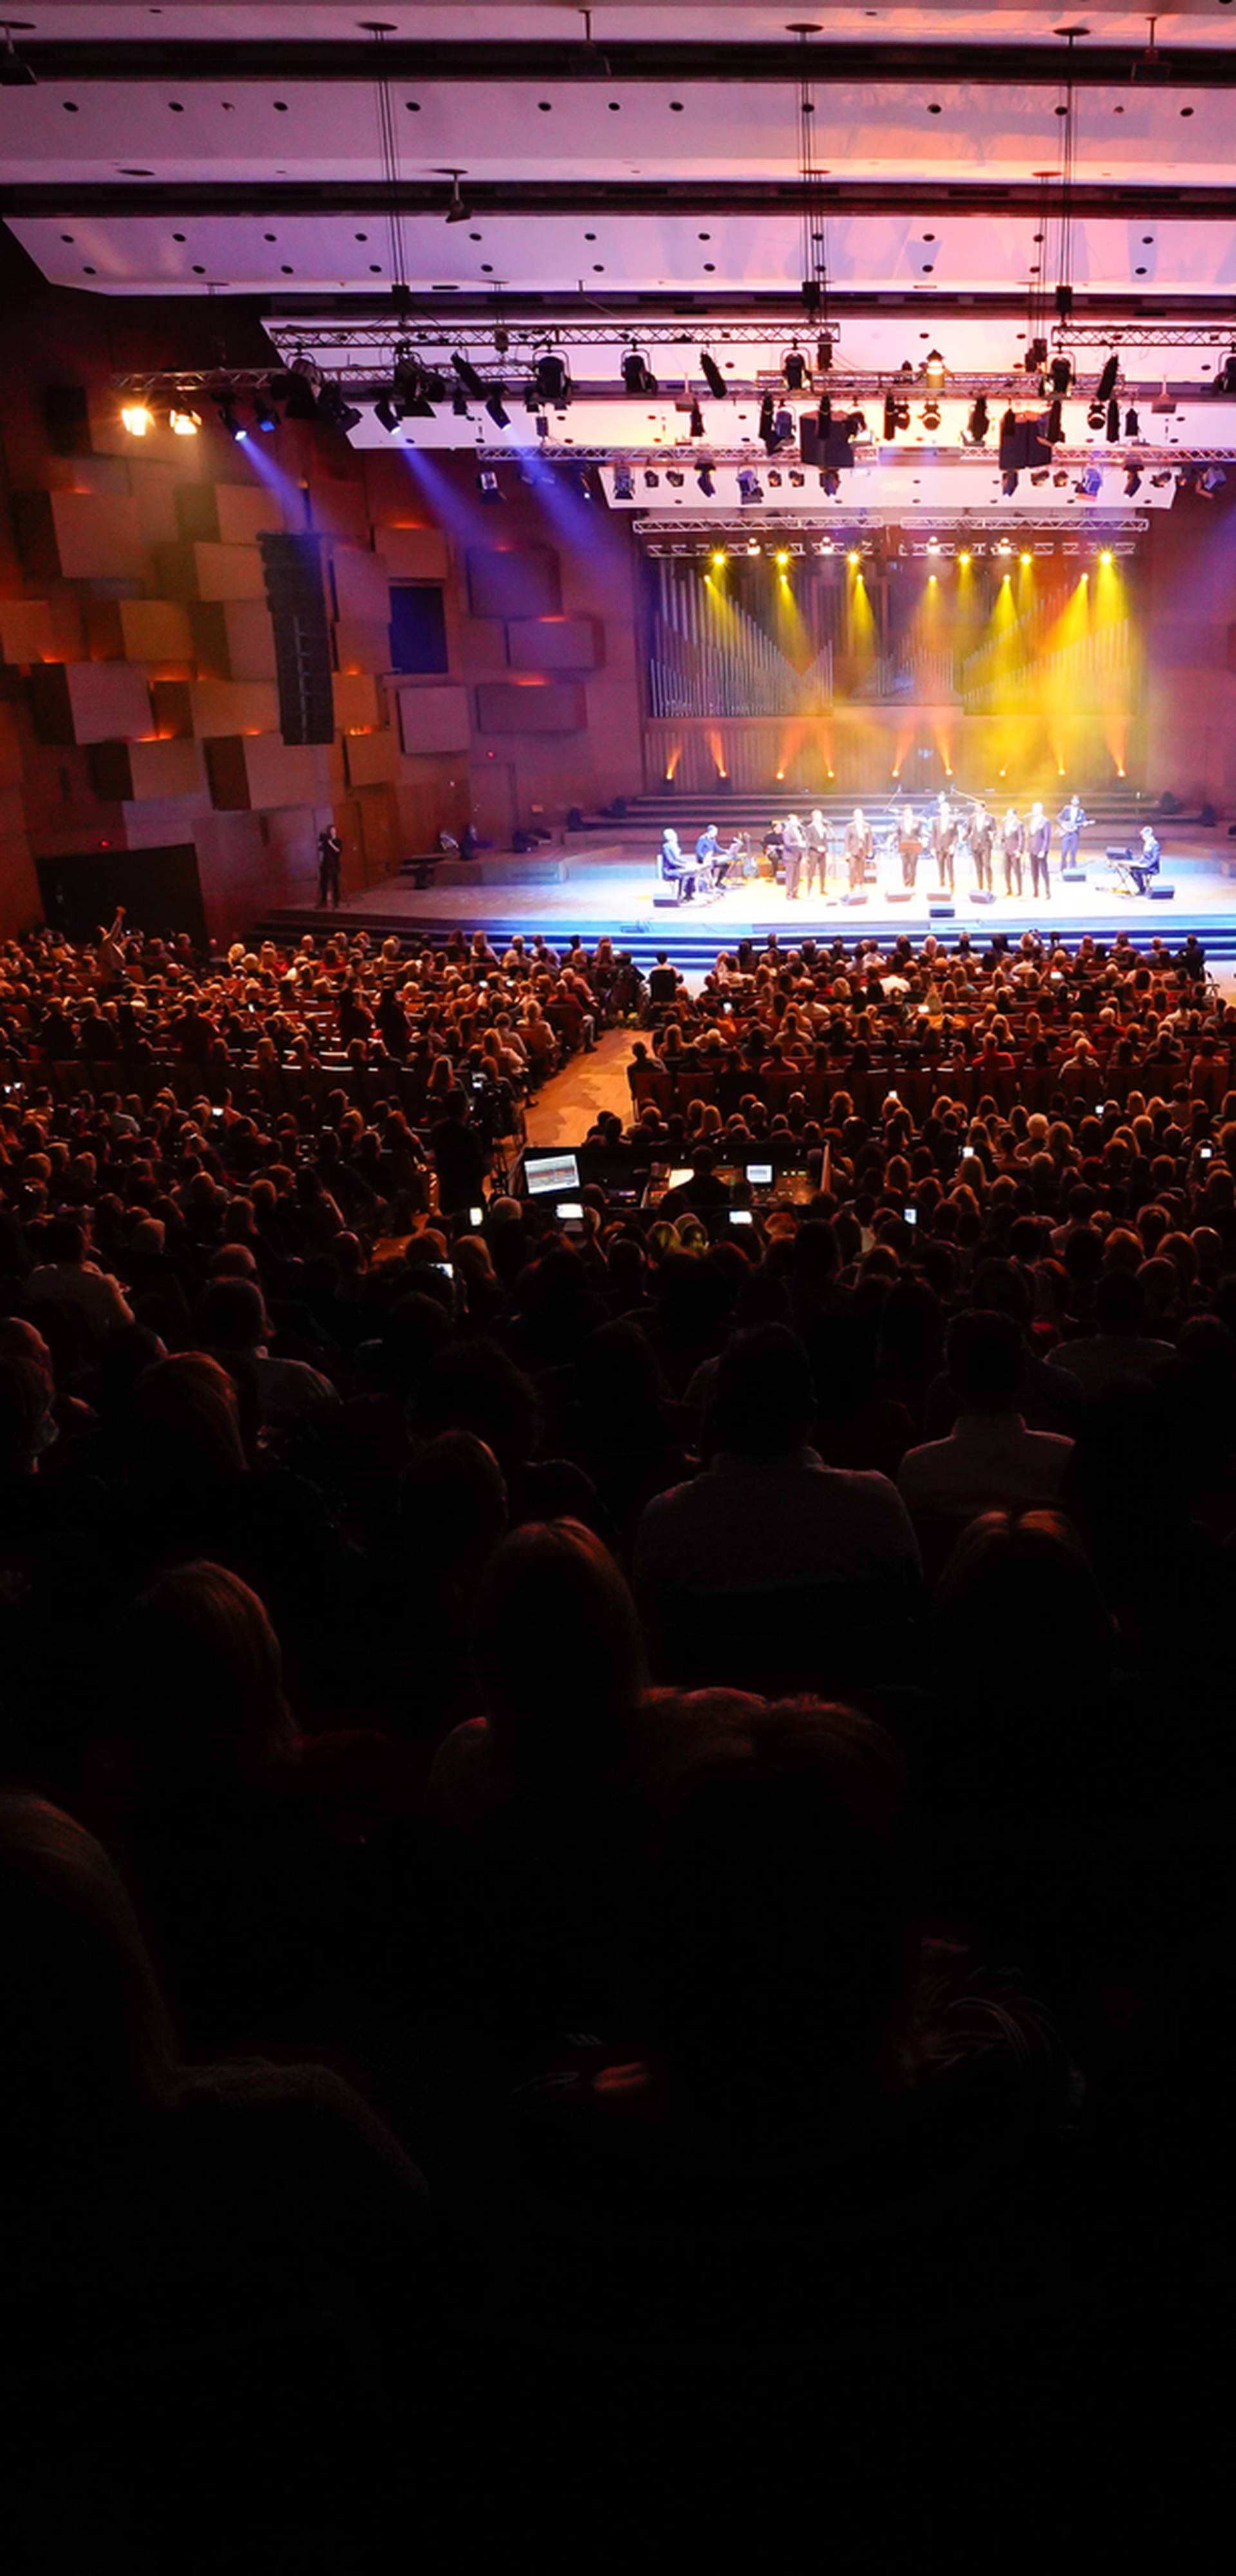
[
  {"left": 467, "top": 546, "right": 560, "bottom": 621},
  {"left": 374, "top": 526, "right": 450, "bottom": 581},
  {"left": 0, "top": 600, "right": 58, "bottom": 665},
  {"left": 507, "top": 616, "right": 603, "bottom": 672},
  {"left": 475, "top": 679, "right": 585, "bottom": 735},
  {"left": 396, "top": 683, "right": 471, "bottom": 755},
  {"left": 28, "top": 660, "right": 153, "bottom": 746},
  {"left": 330, "top": 545, "right": 391, "bottom": 627}
]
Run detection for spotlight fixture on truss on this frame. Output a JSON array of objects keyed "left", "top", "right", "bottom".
[
  {"left": 442, "top": 171, "right": 473, "bottom": 224},
  {"left": 477, "top": 469, "right": 501, "bottom": 502},
  {"left": 1096, "top": 354, "right": 1120, "bottom": 404},
  {"left": 1124, "top": 464, "right": 1143, "bottom": 497},
  {"left": 214, "top": 394, "right": 248, "bottom": 444},
  {"left": 689, "top": 400, "right": 705, "bottom": 439},
  {"left": 697, "top": 465, "right": 716, "bottom": 497},
  {"left": 534, "top": 351, "right": 571, "bottom": 408},
  {"left": 622, "top": 348, "right": 659, "bottom": 397},
  {"left": 452, "top": 351, "right": 487, "bottom": 402},
  {"left": 738, "top": 467, "right": 765, "bottom": 505},
  {"left": 966, "top": 397, "right": 990, "bottom": 446},
  {"left": 783, "top": 349, "right": 808, "bottom": 392},
  {"left": 1001, "top": 469, "right": 1020, "bottom": 497},
  {"left": 613, "top": 462, "right": 635, "bottom": 500},
  {"left": 318, "top": 381, "right": 362, "bottom": 435},
  {"left": 699, "top": 351, "right": 727, "bottom": 402},
  {"left": 485, "top": 388, "right": 511, "bottom": 430}
]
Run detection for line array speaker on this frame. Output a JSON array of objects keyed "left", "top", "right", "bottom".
[{"left": 258, "top": 533, "right": 334, "bottom": 747}]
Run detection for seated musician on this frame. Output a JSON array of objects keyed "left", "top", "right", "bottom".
[
  {"left": 714, "top": 831, "right": 747, "bottom": 889},
  {"left": 762, "top": 818, "right": 785, "bottom": 882},
  {"left": 1128, "top": 824, "right": 1161, "bottom": 897},
  {"left": 658, "top": 826, "right": 709, "bottom": 902}
]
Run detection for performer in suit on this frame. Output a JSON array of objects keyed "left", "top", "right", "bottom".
[
  {"left": 1128, "top": 824, "right": 1161, "bottom": 896},
  {"left": 897, "top": 810, "right": 923, "bottom": 893},
  {"left": 695, "top": 822, "right": 721, "bottom": 873},
  {"left": 1058, "top": 793, "right": 1088, "bottom": 868},
  {"left": 782, "top": 811, "right": 807, "bottom": 900},
  {"left": 1027, "top": 801, "right": 1052, "bottom": 900},
  {"left": 760, "top": 819, "right": 784, "bottom": 883},
  {"left": 969, "top": 801, "right": 995, "bottom": 895},
  {"left": 931, "top": 795, "right": 957, "bottom": 894},
  {"left": 843, "top": 808, "right": 874, "bottom": 893},
  {"left": 1001, "top": 806, "right": 1025, "bottom": 896},
  {"left": 805, "top": 809, "right": 829, "bottom": 899}
]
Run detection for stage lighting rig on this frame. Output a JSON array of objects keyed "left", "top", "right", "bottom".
[
  {"left": 120, "top": 402, "right": 154, "bottom": 439},
  {"left": 966, "top": 397, "right": 989, "bottom": 446},
  {"left": 697, "top": 466, "right": 716, "bottom": 497},
  {"left": 477, "top": 469, "right": 501, "bottom": 502},
  {"left": 699, "top": 351, "right": 727, "bottom": 402},
  {"left": 689, "top": 401, "right": 705, "bottom": 439},
  {"left": 485, "top": 388, "right": 511, "bottom": 430},
  {"left": 1049, "top": 357, "right": 1072, "bottom": 395},
  {"left": 252, "top": 384, "right": 279, "bottom": 433},
  {"left": 883, "top": 394, "right": 898, "bottom": 440},
  {"left": 613, "top": 462, "right": 635, "bottom": 500},
  {"left": 1096, "top": 354, "right": 1120, "bottom": 404},
  {"left": 374, "top": 395, "right": 401, "bottom": 436},
  {"left": 1199, "top": 468, "right": 1228, "bottom": 497},
  {"left": 738, "top": 468, "right": 765, "bottom": 505},
  {"left": 821, "top": 469, "right": 841, "bottom": 497},
  {"left": 318, "top": 382, "right": 362, "bottom": 435},
  {"left": 1124, "top": 465, "right": 1143, "bottom": 497},
  {"left": 534, "top": 352, "right": 571, "bottom": 408},
  {"left": 783, "top": 350, "right": 808, "bottom": 392},
  {"left": 1124, "top": 408, "right": 1141, "bottom": 439},
  {"left": 759, "top": 394, "right": 778, "bottom": 453},
  {"left": 1105, "top": 399, "right": 1121, "bottom": 441},
  {"left": 643, "top": 469, "right": 659, "bottom": 489},
  {"left": 214, "top": 395, "right": 248, "bottom": 444},
  {"left": 622, "top": 350, "right": 659, "bottom": 397},
  {"left": 1001, "top": 470, "right": 1020, "bottom": 497}
]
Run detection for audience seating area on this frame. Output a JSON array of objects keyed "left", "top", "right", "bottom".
[{"left": 0, "top": 907, "right": 1227, "bottom": 2527}]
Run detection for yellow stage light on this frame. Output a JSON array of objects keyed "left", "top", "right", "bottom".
[
  {"left": 847, "top": 550, "right": 860, "bottom": 565},
  {"left": 1099, "top": 548, "right": 1113, "bottom": 565},
  {"left": 121, "top": 402, "right": 153, "bottom": 438},
  {"left": 711, "top": 550, "right": 726, "bottom": 567},
  {"left": 1020, "top": 551, "right": 1032, "bottom": 565},
  {"left": 169, "top": 408, "right": 200, "bottom": 437},
  {"left": 959, "top": 551, "right": 971, "bottom": 565},
  {"left": 775, "top": 549, "right": 791, "bottom": 568}
]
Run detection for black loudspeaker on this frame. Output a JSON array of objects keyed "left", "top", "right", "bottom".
[
  {"left": 258, "top": 533, "right": 334, "bottom": 746},
  {"left": 998, "top": 414, "right": 1053, "bottom": 470},
  {"left": 799, "top": 415, "right": 858, "bottom": 470}
]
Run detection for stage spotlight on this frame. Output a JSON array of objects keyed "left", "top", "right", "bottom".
[
  {"left": 1124, "top": 407, "right": 1141, "bottom": 439},
  {"left": 816, "top": 335, "right": 832, "bottom": 373},
  {"left": 1124, "top": 464, "right": 1143, "bottom": 497},
  {"left": 613, "top": 462, "right": 635, "bottom": 499},
  {"left": 883, "top": 393, "right": 898, "bottom": 439},
  {"left": 696, "top": 466, "right": 716, "bottom": 497},
  {"left": 816, "top": 393, "right": 832, "bottom": 436},
  {"left": 1105, "top": 398, "right": 1121, "bottom": 441},
  {"left": 774, "top": 404, "right": 794, "bottom": 447},
  {"left": 252, "top": 384, "right": 279, "bottom": 433},
  {"left": 1216, "top": 351, "right": 1236, "bottom": 396},
  {"left": 822, "top": 469, "right": 841, "bottom": 497},
  {"left": 1031, "top": 468, "right": 1051, "bottom": 487},
  {"left": 847, "top": 550, "right": 860, "bottom": 565},
  {"left": 373, "top": 394, "right": 401, "bottom": 436},
  {"left": 1020, "top": 551, "right": 1032, "bottom": 565},
  {"left": 1098, "top": 547, "right": 1113, "bottom": 564},
  {"left": 214, "top": 394, "right": 248, "bottom": 443},
  {"left": 666, "top": 469, "right": 684, "bottom": 488},
  {"left": 1049, "top": 356, "right": 1072, "bottom": 395},
  {"left": 169, "top": 407, "right": 201, "bottom": 437},
  {"left": 1000, "top": 407, "right": 1017, "bottom": 442},
  {"left": 318, "top": 381, "right": 362, "bottom": 435},
  {"left": 922, "top": 399, "right": 941, "bottom": 432},
  {"left": 1001, "top": 469, "right": 1020, "bottom": 497},
  {"left": 789, "top": 469, "right": 805, "bottom": 488},
  {"left": 622, "top": 349, "right": 658, "bottom": 396},
  {"left": 277, "top": 369, "right": 319, "bottom": 423},
  {"left": 485, "top": 388, "right": 511, "bottom": 430},
  {"left": 444, "top": 173, "right": 472, "bottom": 223},
  {"left": 997, "top": 540, "right": 1013, "bottom": 556},
  {"left": 699, "top": 350, "right": 727, "bottom": 401},
  {"left": 534, "top": 352, "right": 571, "bottom": 406},
  {"left": 959, "top": 550, "right": 971, "bottom": 565},
  {"left": 758, "top": 393, "right": 777, "bottom": 451},
  {"left": 1053, "top": 469, "right": 1071, "bottom": 488},
  {"left": 1200, "top": 467, "right": 1228, "bottom": 496},
  {"left": 643, "top": 469, "right": 660, "bottom": 488},
  {"left": 1079, "top": 464, "right": 1103, "bottom": 497},
  {"left": 783, "top": 350, "right": 807, "bottom": 392},
  {"left": 1024, "top": 337, "right": 1048, "bottom": 374},
  {"left": 775, "top": 548, "right": 791, "bottom": 567},
  {"left": 1087, "top": 402, "right": 1106, "bottom": 431},
  {"left": 711, "top": 549, "right": 727, "bottom": 567},
  {"left": 1150, "top": 469, "right": 1174, "bottom": 488},
  {"left": 1096, "top": 354, "right": 1119, "bottom": 403},
  {"left": 966, "top": 397, "right": 989, "bottom": 445},
  {"left": 451, "top": 392, "right": 471, "bottom": 419},
  {"left": 738, "top": 467, "right": 765, "bottom": 504},
  {"left": 120, "top": 402, "right": 154, "bottom": 438},
  {"left": 924, "top": 348, "right": 945, "bottom": 381},
  {"left": 926, "top": 538, "right": 941, "bottom": 554},
  {"left": 689, "top": 399, "right": 705, "bottom": 439},
  {"left": 767, "top": 469, "right": 782, "bottom": 488},
  {"left": 452, "top": 351, "right": 487, "bottom": 401},
  {"left": 1045, "top": 399, "right": 1063, "bottom": 444},
  {"left": 477, "top": 469, "right": 502, "bottom": 503}
]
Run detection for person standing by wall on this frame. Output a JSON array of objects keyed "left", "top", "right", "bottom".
[{"left": 317, "top": 823, "right": 343, "bottom": 909}]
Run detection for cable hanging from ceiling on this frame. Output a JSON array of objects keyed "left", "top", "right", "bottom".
[
  {"left": 790, "top": 24, "right": 833, "bottom": 365},
  {"left": 363, "top": 19, "right": 410, "bottom": 316}
]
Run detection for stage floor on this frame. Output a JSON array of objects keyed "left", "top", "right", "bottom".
[{"left": 321, "top": 840, "right": 1236, "bottom": 956}]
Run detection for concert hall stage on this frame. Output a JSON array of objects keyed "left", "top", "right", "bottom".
[{"left": 259, "top": 832, "right": 1236, "bottom": 972}]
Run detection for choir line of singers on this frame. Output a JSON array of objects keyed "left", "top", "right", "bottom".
[{"left": 658, "top": 793, "right": 1163, "bottom": 904}]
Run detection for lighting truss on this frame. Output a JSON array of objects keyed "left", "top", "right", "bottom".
[{"left": 1052, "top": 322, "right": 1236, "bottom": 348}]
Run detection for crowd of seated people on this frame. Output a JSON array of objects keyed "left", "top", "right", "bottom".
[{"left": 0, "top": 909, "right": 1225, "bottom": 2523}]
